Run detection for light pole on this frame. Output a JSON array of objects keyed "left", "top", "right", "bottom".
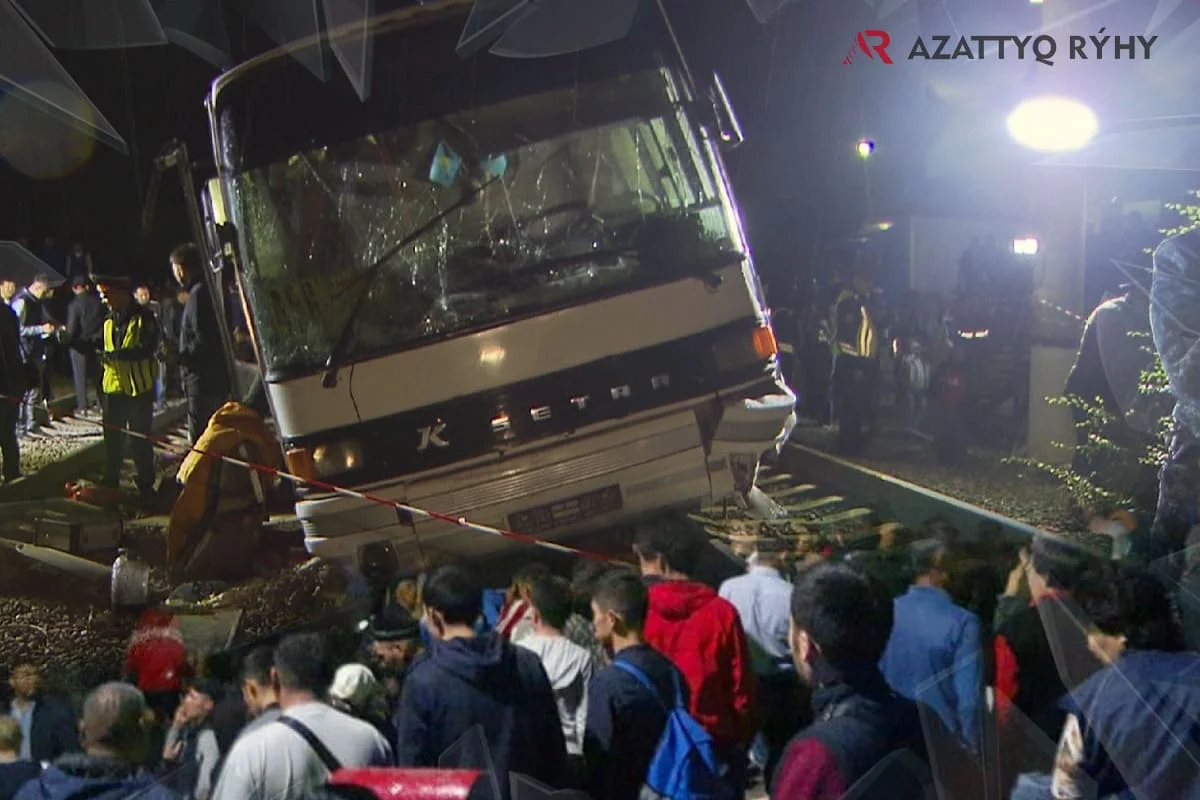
[{"left": 1006, "top": 96, "right": 1097, "bottom": 463}]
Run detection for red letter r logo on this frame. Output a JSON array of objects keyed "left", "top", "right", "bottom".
[{"left": 857, "top": 29, "right": 893, "bottom": 64}]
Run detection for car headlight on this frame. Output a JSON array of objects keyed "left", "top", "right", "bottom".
[{"left": 311, "top": 439, "right": 364, "bottom": 478}]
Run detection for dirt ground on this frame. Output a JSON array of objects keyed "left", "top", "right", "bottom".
[{"left": 0, "top": 415, "right": 344, "bottom": 688}]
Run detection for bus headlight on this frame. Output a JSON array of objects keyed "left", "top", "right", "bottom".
[
  {"left": 311, "top": 440, "right": 364, "bottom": 479},
  {"left": 713, "top": 325, "right": 778, "bottom": 372}
]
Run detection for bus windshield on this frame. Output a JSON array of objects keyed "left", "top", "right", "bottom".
[{"left": 228, "top": 68, "right": 743, "bottom": 377}]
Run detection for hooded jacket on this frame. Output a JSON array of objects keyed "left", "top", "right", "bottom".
[
  {"left": 392, "top": 633, "right": 567, "bottom": 798},
  {"left": 14, "top": 753, "right": 179, "bottom": 800},
  {"left": 643, "top": 579, "right": 757, "bottom": 750},
  {"left": 517, "top": 634, "right": 594, "bottom": 755},
  {"left": 168, "top": 401, "right": 281, "bottom": 575}
]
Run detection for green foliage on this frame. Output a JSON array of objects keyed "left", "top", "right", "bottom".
[
  {"left": 1162, "top": 190, "right": 1200, "bottom": 239},
  {"left": 1008, "top": 194, "right": 1200, "bottom": 515}
]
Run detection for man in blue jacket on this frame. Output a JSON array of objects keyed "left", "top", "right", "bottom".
[
  {"left": 393, "top": 565, "right": 566, "bottom": 798},
  {"left": 879, "top": 530, "right": 983, "bottom": 755},
  {"left": 16, "top": 682, "right": 177, "bottom": 800}
]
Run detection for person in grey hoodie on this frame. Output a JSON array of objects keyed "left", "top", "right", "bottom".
[
  {"left": 15, "top": 682, "right": 178, "bottom": 800},
  {"left": 518, "top": 576, "right": 595, "bottom": 761},
  {"left": 393, "top": 565, "right": 567, "bottom": 798}
]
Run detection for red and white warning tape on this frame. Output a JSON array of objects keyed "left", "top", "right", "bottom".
[{"left": 0, "top": 393, "right": 616, "bottom": 563}]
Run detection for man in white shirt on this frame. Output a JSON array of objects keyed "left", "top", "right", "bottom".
[
  {"left": 236, "top": 646, "right": 282, "bottom": 737},
  {"left": 213, "top": 633, "right": 391, "bottom": 800},
  {"left": 718, "top": 540, "right": 798, "bottom": 784},
  {"left": 518, "top": 575, "right": 595, "bottom": 758}
]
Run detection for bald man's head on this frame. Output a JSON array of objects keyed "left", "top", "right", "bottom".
[{"left": 80, "top": 682, "right": 148, "bottom": 760}]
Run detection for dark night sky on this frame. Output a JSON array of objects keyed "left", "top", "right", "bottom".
[
  {"left": 0, "top": 0, "right": 1195, "bottom": 290},
  {"left": 0, "top": 0, "right": 878, "bottom": 287}
]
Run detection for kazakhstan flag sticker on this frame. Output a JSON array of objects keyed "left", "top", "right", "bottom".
[
  {"left": 481, "top": 154, "right": 508, "bottom": 179},
  {"left": 429, "top": 140, "right": 462, "bottom": 187}
]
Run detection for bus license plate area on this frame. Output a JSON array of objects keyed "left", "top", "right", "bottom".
[{"left": 508, "top": 485, "right": 623, "bottom": 536}]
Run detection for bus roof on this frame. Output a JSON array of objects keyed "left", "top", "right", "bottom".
[{"left": 208, "top": 1, "right": 678, "bottom": 173}]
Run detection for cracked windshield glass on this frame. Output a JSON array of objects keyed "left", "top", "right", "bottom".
[{"left": 231, "top": 69, "right": 742, "bottom": 374}]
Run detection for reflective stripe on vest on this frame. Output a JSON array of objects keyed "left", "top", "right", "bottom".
[
  {"left": 102, "top": 313, "right": 157, "bottom": 396},
  {"left": 831, "top": 289, "right": 879, "bottom": 359}
]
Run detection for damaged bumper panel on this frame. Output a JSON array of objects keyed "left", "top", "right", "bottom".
[{"left": 296, "top": 384, "right": 795, "bottom": 571}]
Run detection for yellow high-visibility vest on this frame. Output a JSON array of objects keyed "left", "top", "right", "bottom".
[
  {"left": 831, "top": 289, "right": 878, "bottom": 360},
  {"left": 102, "top": 311, "right": 157, "bottom": 396}
]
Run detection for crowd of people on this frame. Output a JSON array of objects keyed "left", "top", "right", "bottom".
[
  {"left": 0, "top": 238, "right": 243, "bottom": 497},
  {"left": 1, "top": 514, "right": 1196, "bottom": 799}
]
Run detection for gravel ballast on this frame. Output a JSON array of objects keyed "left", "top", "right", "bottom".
[
  {"left": 0, "top": 403, "right": 345, "bottom": 688},
  {"left": 789, "top": 424, "right": 1073, "bottom": 530}
]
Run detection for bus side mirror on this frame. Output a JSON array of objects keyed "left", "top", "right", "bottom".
[{"left": 709, "top": 72, "right": 744, "bottom": 151}]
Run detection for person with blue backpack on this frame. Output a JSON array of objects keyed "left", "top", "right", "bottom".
[{"left": 583, "top": 570, "right": 737, "bottom": 800}]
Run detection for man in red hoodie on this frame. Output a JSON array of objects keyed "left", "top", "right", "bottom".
[{"left": 634, "top": 518, "right": 757, "bottom": 794}]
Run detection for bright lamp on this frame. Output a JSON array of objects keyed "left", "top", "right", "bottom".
[{"left": 1007, "top": 97, "right": 1098, "bottom": 153}]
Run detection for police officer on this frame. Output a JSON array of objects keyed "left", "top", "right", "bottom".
[
  {"left": 95, "top": 275, "right": 159, "bottom": 502},
  {"left": 830, "top": 263, "right": 878, "bottom": 455}
]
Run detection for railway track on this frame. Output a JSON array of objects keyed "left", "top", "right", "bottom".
[
  {"left": 696, "top": 439, "right": 1042, "bottom": 563},
  {"left": 0, "top": 396, "right": 188, "bottom": 503}
]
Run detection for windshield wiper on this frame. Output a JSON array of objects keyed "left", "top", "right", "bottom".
[{"left": 321, "top": 174, "right": 502, "bottom": 389}]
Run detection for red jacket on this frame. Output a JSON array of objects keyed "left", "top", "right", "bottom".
[
  {"left": 124, "top": 609, "right": 190, "bottom": 694},
  {"left": 644, "top": 580, "right": 757, "bottom": 750}
]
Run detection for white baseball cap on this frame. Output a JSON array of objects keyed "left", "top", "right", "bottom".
[{"left": 328, "top": 663, "right": 377, "bottom": 707}]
